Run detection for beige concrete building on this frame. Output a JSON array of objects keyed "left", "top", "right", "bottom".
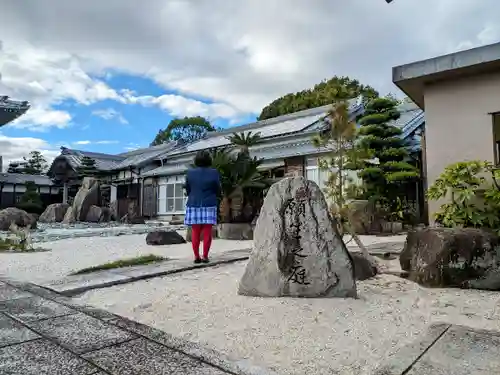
[{"left": 393, "top": 41, "right": 500, "bottom": 221}]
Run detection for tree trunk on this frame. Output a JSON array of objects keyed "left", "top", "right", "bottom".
[
  {"left": 344, "top": 216, "right": 380, "bottom": 271},
  {"left": 219, "top": 196, "right": 231, "bottom": 223}
]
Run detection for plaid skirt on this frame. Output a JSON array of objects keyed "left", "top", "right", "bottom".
[{"left": 184, "top": 206, "right": 218, "bottom": 225}]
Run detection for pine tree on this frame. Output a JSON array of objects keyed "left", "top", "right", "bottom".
[
  {"left": 76, "top": 156, "right": 99, "bottom": 179},
  {"left": 357, "top": 97, "right": 419, "bottom": 208}
]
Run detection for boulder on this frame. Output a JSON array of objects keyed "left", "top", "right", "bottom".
[
  {"left": 0, "top": 207, "right": 38, "bottom": 231},
  {"left": 350, "top": 252, "right": 378, "bottom": 280},
  {"left": 62, "top": 206, "right": 75, "bottom": 224},
  {"left": 185, "top": 225, "right": 217, "bottom": 242},
  {"left": 146, "top": 230, "right": 186, "bottom": 245},
  {"left": 39, "top": 203, "right": 70, "bottom": 223},
  {"left": 238, "top": 177, "right": 357, "bottom": 298},
  {"left": 99, "top": 207, "right": 112, "bottom": 223},
  {"left": 109, "top": 200, "right": 118, "bottom": 221},
  {"left": 86, "top": 205, "right": 103, "bottom": 223},
  {"left": 401, "top": 227, "right": 500, "bottom": 290},
  {"left": 73, "top": 177, "right": 99, "bottom": 221},
  {"left": 218, "top": 223, "right": 253, "bottom": 240}
]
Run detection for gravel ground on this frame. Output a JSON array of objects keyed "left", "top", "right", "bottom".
[
  {"left": 0, "top": 232, "right": 252, "bottom": 283},
  {"left": 0, "top": 232, "right": 405, "bottom": 284},
  {"left": 75, "top": 261, "right": 500, "bottom": 375}
]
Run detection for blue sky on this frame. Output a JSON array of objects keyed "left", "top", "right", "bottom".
[{"left": 3, "top": 74, "right": 258, "bottom": 156}]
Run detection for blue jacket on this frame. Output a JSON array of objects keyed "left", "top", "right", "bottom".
[{"left": 185, "top": 167, "right": 220, "bottom": 208}]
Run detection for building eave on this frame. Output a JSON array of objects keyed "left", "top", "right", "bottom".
[{"left": 393, "top": 41, "right": 500, "bottom": 109}]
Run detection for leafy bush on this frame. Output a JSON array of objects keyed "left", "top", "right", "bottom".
[
  {"left": 16, "top": 202, "right": 44, "bottom": 215},
  {"left": 427, "top": 160, "right": 500, "bottom": 229}
]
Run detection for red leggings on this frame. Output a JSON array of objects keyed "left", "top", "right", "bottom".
[{"left": 191, "top": 224, "right": 213, "bottom": 259}]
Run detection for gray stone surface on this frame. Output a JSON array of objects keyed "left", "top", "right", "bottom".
[
  {"left": 374, "top": 323, "right": 451, "bottom": 375},
  {"left": 82, "top": 337, "right": 229, "bottom": 375},
  {"left": 0, "top": 339, "right": 98, "bottom": 375},
  {"left": 0, "top": 278, "right": 272, "bottom": 375},
  {"left": 39, "top": 248, "right": 251, "bottom": 296},
  {"left": 0, "top": 283, "right": 33, "bottom": 302},
  {"left": 406, "top": 325, "right": 500, "bottom": 375},
  {"left": 238, "top": 177, "right": 357, "bottom": 298},
  {"left": 26, "top": 312, "right": 137, "bottom": 354},
  {"left": 109, "top": 316, "right": 279, "bottom": 375},
  {"left": 0, "top": 313, "right": 40, "bottom": 348},
  {"left": 0, "top": 295, "right": 77, "bottom": 322},
  {"left": 42, "top": 271, "right": 132, "bottom": 296}
]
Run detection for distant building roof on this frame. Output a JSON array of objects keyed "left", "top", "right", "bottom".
[
  {"left": 0, "top": 173, "right": 54, "bottom": 186},
  {"left": 49, "top": 141, "right": 179, "bottom": 173},
  {"left": 0, "top": 96, "right": 31, "bottom": 126}
]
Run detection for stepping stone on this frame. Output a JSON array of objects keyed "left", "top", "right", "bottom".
[{"left": 0, "top": 283, "right": 33, "bottom": 302}]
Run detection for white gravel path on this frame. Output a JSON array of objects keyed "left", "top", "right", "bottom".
[
  {"left": 74, "top": 261, "right": 500, "bottom": 375},
  {"left": 0, "top": 232, "right": 252, "bottom": 283}
]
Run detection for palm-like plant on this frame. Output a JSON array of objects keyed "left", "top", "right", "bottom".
[{"left": 226, "top": 131, "right": 262, "bottom": 154}]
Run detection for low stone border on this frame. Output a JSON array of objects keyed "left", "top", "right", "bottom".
[
  {"left": 0, "top": 277, "right": 278, "bottom": 375},
  {"left": 39, "top": 248, "right": 252, "bottom": 296}
]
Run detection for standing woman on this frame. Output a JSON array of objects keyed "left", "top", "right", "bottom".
[{"left": 184, "top": 150, "right": 220, "bottom": 263}]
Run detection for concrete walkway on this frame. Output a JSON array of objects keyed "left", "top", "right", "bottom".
[
  {"left": 0, "top": 278, "right": 276, "bottom": 375},
  {"left": 375, "top": 323, "right": 500, "bottom": 374}
]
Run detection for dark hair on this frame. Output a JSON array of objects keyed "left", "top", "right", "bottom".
[{"left": 194, "top": 150, "right": 212, "bottom": 167}]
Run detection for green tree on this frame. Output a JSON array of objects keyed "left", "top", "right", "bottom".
[
  {"left": 23, "top": 151, "right": 48, "bottom": 175},
  {"left": 226, "top": 131, "right": 262, "bottom": 154},
  {"left": 151, "top": 116, "right": 216, "bottom": 146},
  {"left": 7, "top": 151, "right": 48, "bottom": 175},
  {"left": 76, "top": 156, "right": 99, "bottom": 178},
  {"left": 258, "top": 76, "right": 379, "bottom": 120},
  {"left": 17, "top": 181, "right": 44, "bottom": 214},
  {"left": 357, "top": 97, "right": 419, "bottom": 208}
]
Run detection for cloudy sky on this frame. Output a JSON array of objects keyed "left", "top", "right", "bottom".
[{"left": 0, "top": 0, "right": 499, "bottom": 169}]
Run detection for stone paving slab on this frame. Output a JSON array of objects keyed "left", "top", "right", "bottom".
[
  {"left": 0, "top": 339, "right": 99, "bottom": 375},
  {"left": 0, "top": 313, "right": 40, "bottom": 348},
  {"left": 0, "top": 283, "right": 33, "bottom": 302},
  {"left": 0, "top": 277, "right": 277, "bottom": 375},
  {"left": 373, "top": 323, "right": 500, "bottom": 374},
  {"left": 26, "top": 312, "right": 137, "bottom": 354},
  {"left": 83, "top": 337, "right": 229, "bottom": 375},
  {"left": 0, "top": 295, "right": 77, "bottom": 323},
  {"left": 40, "top": 248, "right": 252, "bottom": 296}
]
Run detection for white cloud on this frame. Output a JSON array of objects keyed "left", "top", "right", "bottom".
[
  {"left": 92, "top": 108, "right": 128, "bottom": 124},
  {"left": 0, "top": 0, "right": 499, "bottom": 126},
  {"left": 73, "top": 140, "right": 118, "bottom": 146},
  {"left": 124, "top": 93, "right": 239, "bottom": 120},
  {"left": 0, "top": 133, "right": 59, "bottom": 171}
]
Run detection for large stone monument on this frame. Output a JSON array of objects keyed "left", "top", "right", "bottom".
[{"left": 238, "top": 177, "right": 357, "bottom": 298}]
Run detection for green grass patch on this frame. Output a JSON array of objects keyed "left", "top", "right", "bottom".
[
  {"left": 0, "top": 237, "right": 49, "bottom": 253},
  {"left": 71, "top": 254, "right": 168, "bottom": 275}
]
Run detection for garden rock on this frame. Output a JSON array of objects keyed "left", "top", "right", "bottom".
[
  {"left": 39, "top": 203, "right": 70, "bottom": 223},
  {"left": 86, "top": 205, "right": 103, "bottom": 223},
  {"left": 0, "top": 207, "right": 38, "bottom": 231},
  {"left": 401, "top": 227, "right": 500, "bottom": 290},
  {"left": 238, "top": 176, "right": 357, "bottom": 298},
  {"left": 350, "top": 252, "right": 378, "bottom": 280},
  {"left": 218, "top": 223, "right": 253, "bottom": 240},
  {"left": 62, "top": 206, "right": 75, "bottom": 224},
  {"left": 72, "top": 177, "right": 99, "bottom": 221},
  {"left": 146, "top": 230, "right": 186, "bottom": 245}
]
